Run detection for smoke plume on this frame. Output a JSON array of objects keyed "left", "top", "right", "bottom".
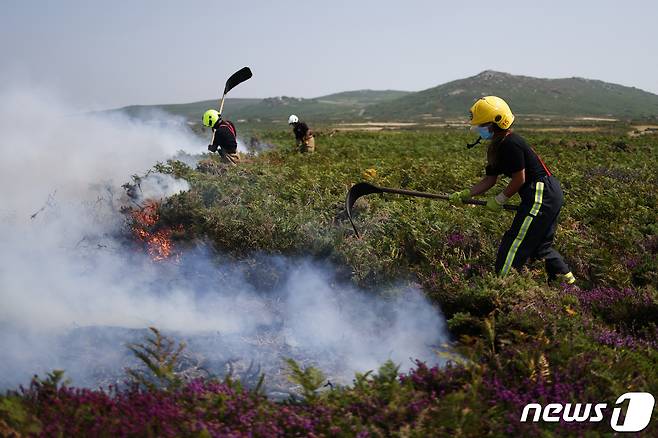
[{"left": 0, "top": 86, "right": 447, "bottom": 392}]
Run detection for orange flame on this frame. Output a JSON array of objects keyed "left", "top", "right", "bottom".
[{"left": 130, "top": 200, "right": 180, "bottom": 262}]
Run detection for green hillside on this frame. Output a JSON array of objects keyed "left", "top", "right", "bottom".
[
  {"left": 220, "top": 89, "right": 410, "bottom": 122},
  {"left": 116, "top": 98, "right": 260, "bottom": 121},
  {"left": 364, "top": 70, "right": 658, "bottom": 121},
  {"left": 315, "top": 89, "right": 411, "bottom": 105},
  {"left": 114, "top": 90, "right": 410, "bottom": 123},
  {"left": 112, "top": 72, "right": 658, "bottom": 124}
]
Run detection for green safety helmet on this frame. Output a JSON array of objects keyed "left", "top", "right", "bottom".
[{"left": 202, "top": 109, "right": 220, "bottom": 127}]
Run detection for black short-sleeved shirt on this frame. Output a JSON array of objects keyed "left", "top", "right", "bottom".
[
  {"left": 485, "top": 132, "right": 551, "bottom": 183},
  {"left": 211, "top": 120, "right": 238, "bottom": 153},
  {"left": 292, "top": 122, "right": 310, "bottom": 141}
]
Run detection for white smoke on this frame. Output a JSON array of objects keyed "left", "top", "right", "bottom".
[
  {"left": 0, "top": 89, "right": 200, "bottom": 218},
  {"left": 0, "top": 86, "right": 447, "bottom": 391},
  {"left": 129, "top": 172, "right": 191, "bottom": 203}
]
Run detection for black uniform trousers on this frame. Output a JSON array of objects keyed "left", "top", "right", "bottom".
[{"left": 495, "top": 176, "right": 570, "bottom": 278}]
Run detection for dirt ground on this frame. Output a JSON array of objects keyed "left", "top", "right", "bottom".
[
  {"left": 334, "top": 122, "right": 418, "bottom": 131},
  {"left": 628, "top": 124, "right": 658, "bottom": 137},
  {"left": 327, "top": 120, "right": 658, "bottom": 136},
  {"left": 526, "top": 127, "right": 603, "bottom": 133}
]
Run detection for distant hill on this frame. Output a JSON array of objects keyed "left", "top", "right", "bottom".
[
  {"left": 114, "top": 90, "right": 410, "bottom": 123},
  {"left": 224, "top": 89, "right": 411, "bottom": 121},
  {"left": 363, "top": 71, "right": 658, "bottom": 121},
  {"left": 315, "top": 89, "right": 411, "bottom": 105},
  {"left": 112, "top": 72, "right": 658, "bottom": 124},
  {"left": 116, "top": 98, "right": 260, "bottom": 121}
]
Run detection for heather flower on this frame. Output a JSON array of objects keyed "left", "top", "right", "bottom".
[
  {"left": 566, "top": 286, "right": 653, "bottom": 309},
  {"left": 624, "top": 257, "right": 639, "bottom": 269},
  {"left": 446, "top": 231, "right": 465, "bottom": 247},
  {"left": 594, "top": 327, "right": 658, "bottom": 350}
]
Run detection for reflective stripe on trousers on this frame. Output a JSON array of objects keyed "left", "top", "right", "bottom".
[{"left": 500, "top": 181, "right": 545, "bottom": 275}]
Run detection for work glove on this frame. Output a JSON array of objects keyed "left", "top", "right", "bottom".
[
  {"left": 449, "top": 189, "right": 471, "bottom": 204},
  {"left": 207, "top": 144, "right": 218, "bottom": 152},
  {"left": 486, "top": 197, "right": 502, "bottom": 211},
  {"left": 486, "top": 193, "right": 508, "bottom": 212}
]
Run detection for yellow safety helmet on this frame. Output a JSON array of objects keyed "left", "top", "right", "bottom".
[
  {"left": 202, "top": 109, "right": 220, "bottom": 128},
  {"left": 469, "top": 96, "right": 515, "bottom": 129}
]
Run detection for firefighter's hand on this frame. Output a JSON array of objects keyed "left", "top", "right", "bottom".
[
  {"left": 449, "top": 189, "right": 470, "bottom": 204},
  {"left": 208, "top": 144, "right": 218, "bottom": 152},
  {"left": 486, "top": 196, "right": 504, "bottom": 212}
]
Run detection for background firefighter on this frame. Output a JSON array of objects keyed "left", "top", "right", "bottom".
[
  {"left": 450, "top": 96, "right": 576, "bottom": 285},
  {"left": 203, "top": 109, "right": 240, "bottom": 165},
  {"left": 288, "top": 114, "right": 315, "bottom": 153}
]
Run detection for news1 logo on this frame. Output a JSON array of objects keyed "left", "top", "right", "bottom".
[{"left": 520, "top": 392, "right": 655, "bottom": 432}]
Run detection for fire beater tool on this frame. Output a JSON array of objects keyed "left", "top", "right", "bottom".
[
  {"left": 345, "top": 182, "right": 518, "bottom": 237},
  {"left": 218, "top": 66, "right": 253, "bottom": 116},
  {"left": 210, "top": 67, "right": 253, "bottom": 163}
]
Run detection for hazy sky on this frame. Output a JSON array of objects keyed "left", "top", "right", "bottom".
[{"left": 2, "top": 0, "right": 657, "bottom": 109}]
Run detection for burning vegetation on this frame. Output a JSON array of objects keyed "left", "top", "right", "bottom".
[
  {"left": 127, "top": 200, "right": 181, "bottom": 262},
  {"left": 121, "top": 171, "right": 187, "bottom": 262}
]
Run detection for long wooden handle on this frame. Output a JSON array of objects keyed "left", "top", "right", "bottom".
[
  {"left": 218, "top": 93, "right": 227, "bottom": 116},
  {"left": 377, "top": 186, "right": 518, "bottom": 211},
  {"left": 377, "top": 186, "right": 450, "bottom": 200},
  {"left": 346, "top": 182, "right": 520, "bottom": 238}
]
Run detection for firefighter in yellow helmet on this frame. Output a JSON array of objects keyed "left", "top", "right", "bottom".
[
  {"left": 202, "top": 109, "right": 240, "bottom": 165},
  {"left": 449, "top": 96, "right": 575, "bottom": 285}
]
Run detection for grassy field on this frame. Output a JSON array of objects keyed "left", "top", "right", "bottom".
[
  {"left": 2, "top": 128, "right": 657, "bottom": 436},
  {"left": 164, "top": 128, "right": 656, "bottom": 287}
]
